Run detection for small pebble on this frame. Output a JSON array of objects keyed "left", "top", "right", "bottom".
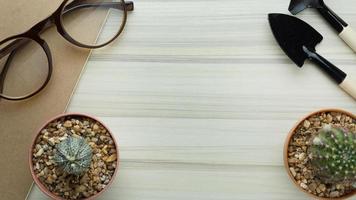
[
  {"left": 308, "top": 182, "right": 317, "bottom": 192},
  {"left": 48, "top": 138, "right": 56, "bottom": 146},
  {"left": 93, "top": 124, "right": 99, "bottom": 131},
  {"left": 300, "top": 183, "right": 308, "bottom": 190},
  {"left": 290, "top": 167, "right": 297, "bottom": 177},
  {"left": 37, "top": 170, "right": 45, "bottom": 177},
  {"left": 73, "top": 125, "right": 81, "bottom": 132},
  {"left": 330, "top": 191, "right": 340, "bottom": 198},
  {"left": 35, "top": 148, "right": 44, "bottom": 157},
  {"left": 75, "top": 185, "right": 86, "bottom": 193},
  {"left": 45, "top": 161, "right": 53, "bottom": 166},
  {"left": 105, "top": 154, "right": 117, "bottom": 162},
  {"left": 319, "top": 184, "right": 326, "bottom": 192},
  {"left": 83, "top": 192, "right": 91, "bottom": 198},
  {"left": 297, "top": 153, "right": 306, "bottom": 161},
  {"left": 46, "top": 176, "right": 54, "bottom": 184},
  {"left": 63, "top": 120, "right": 72, "bottom": 128},
  {"left": 326, "top": 114, "right": 333, "bottom": 123},
  {"left": 303, "top": 120, "right": 311, "bottom": 128}
]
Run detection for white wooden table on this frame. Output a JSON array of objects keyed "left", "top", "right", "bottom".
[{"left": 27, "top": 0, "right": 356, "bottom": 199}]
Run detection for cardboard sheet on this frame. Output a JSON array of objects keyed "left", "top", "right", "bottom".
[{"left": 0, "top": 1, "right": 108, "bottom": 199}]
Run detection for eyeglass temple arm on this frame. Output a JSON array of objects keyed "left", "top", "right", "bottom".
[
  {"left": 0, "top": 39, "right": 27, "bottom": 60},
  {"left": 0, "top": 40, "right": 27, "bottom": 99},
  {"left": 0, "top": 49, "right": 17, "bottom": 96},
  {"left": 0, "top": 39, "right": 26, "bottom": 94},
  {"left": 64, "top": 1, "right": 134, "bottom": 14}
]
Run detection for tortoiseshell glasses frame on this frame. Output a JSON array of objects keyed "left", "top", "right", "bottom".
[{"left": 0, "top": 0, "right": 134, "bottom": 101}]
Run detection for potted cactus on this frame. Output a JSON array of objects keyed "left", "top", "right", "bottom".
[
  {"left": 29, "top": 113, "right": 119, "bottom": 200},
  {"left": 284, "top": 109, "right": 355, "bottom": 199}
]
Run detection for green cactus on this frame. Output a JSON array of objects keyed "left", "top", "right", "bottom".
[
  {"left": 309, "top": 125, "right": 356, "bottom": 184},
  {"left": 54, "top": 136, "right": 92, "bottom": 175}
]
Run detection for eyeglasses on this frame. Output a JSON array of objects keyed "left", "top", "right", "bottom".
[{"left": 0, "top": 0, "right": 134, "bottom": 101}]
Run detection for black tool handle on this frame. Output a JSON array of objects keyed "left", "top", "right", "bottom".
[
  {"left": 303, "top": 46, "right": 346, "bottom": 84},
  {"left": 303, "top": 46, "right": 356, "bottom": 100},
  {"left": 317, "top": 2, "right": 348, "bottom": 33}
]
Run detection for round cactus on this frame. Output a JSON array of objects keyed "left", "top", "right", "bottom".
[
  {"left": 309, "top": 125, "right": 355, "bottom": 184},
  {"left": 54, "top": 136, "right": 92, "bottom": 175}
]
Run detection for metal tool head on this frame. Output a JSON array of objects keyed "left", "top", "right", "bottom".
[
  {"left": 268, "top": 13, "right": 323, "bottom": 67},
  {"left": 288, "top": 0, "right": 323, "bottom": 15}
]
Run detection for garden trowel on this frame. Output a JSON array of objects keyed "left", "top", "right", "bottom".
[
  {"left": 289, "top": 0, "right": 356, "bottom": 52},
  {"left": 268, "top": 13, "right": 356, "bottom": 100}
]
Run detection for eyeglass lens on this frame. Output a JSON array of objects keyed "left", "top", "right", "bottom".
[
  {"left": 0, "top": 38, "right": 49, "bottom": 99},
  {"left": 61, "top": 0, "right": 126, "bottom": 47}
]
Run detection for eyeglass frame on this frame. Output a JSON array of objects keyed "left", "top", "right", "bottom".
[{"left": 0, "top": 0, "right": 134, "bottom": 101}]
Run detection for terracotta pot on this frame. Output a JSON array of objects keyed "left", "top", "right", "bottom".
[
  {"left": 29, "top": 113, "right": 119, "bottom": 200},
  {"left": 284, "top": 108, "right": 355, "bottom": 200}
]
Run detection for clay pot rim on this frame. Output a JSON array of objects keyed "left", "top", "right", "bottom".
[
  {"left": 284, "top": 108, "right": 355, "bottom": 200},
  {"left": 28, "top": 113, "right": 119, "bottom": 200}
]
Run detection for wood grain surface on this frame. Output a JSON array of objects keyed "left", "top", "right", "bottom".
[{"left": 27, "top": 0, "right": 355, "bottom": 199}]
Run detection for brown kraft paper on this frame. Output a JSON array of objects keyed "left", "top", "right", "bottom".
[{"left": 0, "top": 0, "right": 109, "bottom": 199}]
